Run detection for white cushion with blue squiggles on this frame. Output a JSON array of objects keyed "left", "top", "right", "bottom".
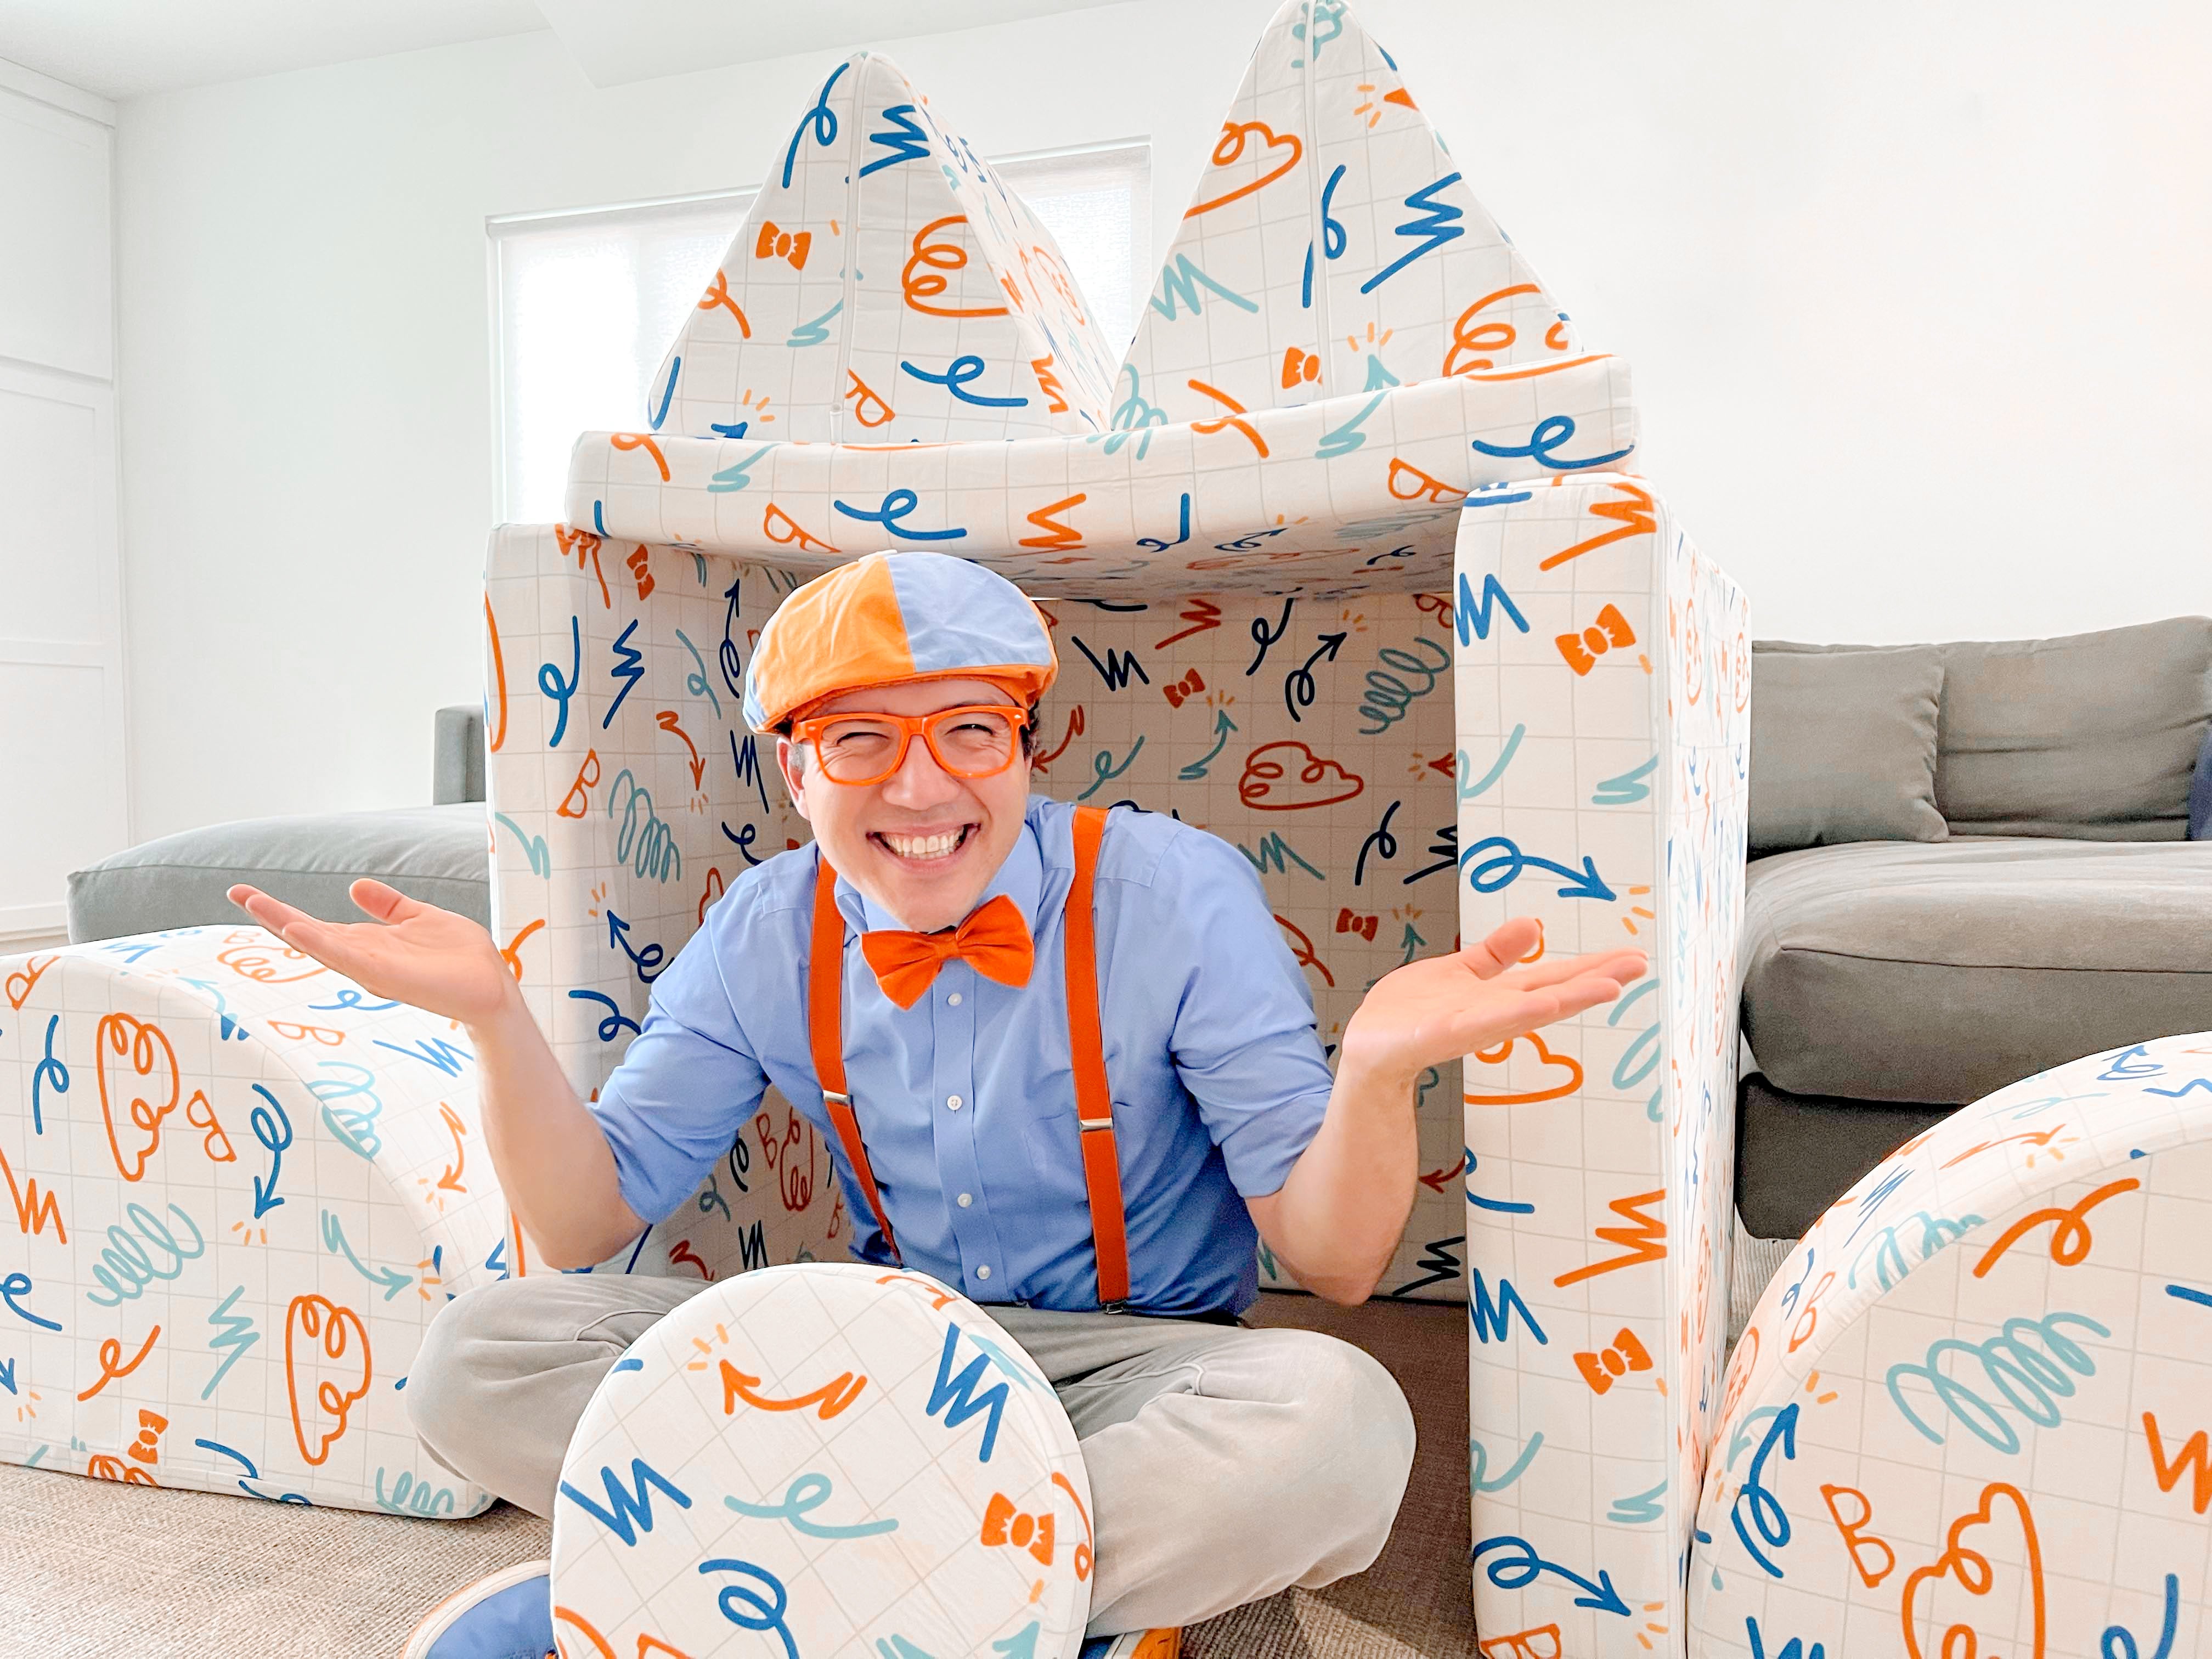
[{"left": 550, "top": 1263, "right": 1093, "bottom": 1658}]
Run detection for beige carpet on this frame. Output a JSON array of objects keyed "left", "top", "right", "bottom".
[{"left": 0, "top": 1294, "right": 1470, "bottom": 1658}]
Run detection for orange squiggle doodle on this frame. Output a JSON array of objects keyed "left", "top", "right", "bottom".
[
  {"left": 1822, "top": 1483, "right": 1897, "bottom": 1587},
  {"left": 698, "top": 866, "right": 725, "bottom": 926},
  {"left": 1538, "top": 480, "right": 1656, "bottom": 571},
  {"left": 668, "top": 1241, "right": 713, "bottom": 1281},
  {"left": 1051, "top": 1470, "right": 1094, "bottom": 1582},
  {"left": 1186, "top": 120, "right": 1302, "bottom": 217},
  {"left": 1017, "top": 493, "right": 1086, "bottom": 551},
  {"left": 216, "top": 941, "right": 323, "bottom": 984},
  {"left": 1155, "top": 600, "right": 1221, "bottom": 648},
  {"left": 553, "top": 1604, "right": 618, "bottom": 1659},
  {"left": 1942, "top": 1125, "right": 2072, "bottom": 1169},
  {"left": 719, "top": 1358, "right": 866, "bottom": 1420},
  {"left": 1555, "top": 1189, "right": 1667, "bottom": 1285},
  {"left": 610, "top": 433, "right": 670, "bottom": 482},
  {"left": 1899, "top": 1481, "right": 2045, "bottom": 1659},
  {"left": 656, "top": 710, "right": 706, "bottom": 789},
  {"left": 1469, "top": 1032, "right": 1583, "bottom": 1107},
  {"left": 1788, "top": 1269, "right": 1835, "bottom": 1354},
  {"left": 500, "top": 919, "right": 545, "bottom": 983},
  {"left": 435, "top": 1102, "right": 467, "bottom": 1195},
  {"left": 875, "top": 1272, "right": 957, "bottom": 1310},
  {"left": 95, "top": 1013, "right": 179, "bottom": 1182},
  {"left": 86, "top": 1453, "right": 157, "bottom": 1487},
  {"left": 1443, "top": 284, "right": 1544, "bottom": 376},
  {"left": 902, "top": 215, "right": 1007, "bottom": 318},
  {"left": 4, "top": 955, "right": 57, "bottom": 1011},
  {"left": 77, "top": 1324, "right": 161, "bottom": 1402},
  {"left": 484, "top": 595, "right": 510, "bottom": 752},
  {"left": 1030, "top": 355, "right": 1068, "bottom": 413},
  {"left": 755, "top": 1107, "right": 823, "bottom": 1212},
  {"left": 1, "top": 1138, "right": 66, "bottom": 1242},
  {"left": 1462, "top": 352, "right": 1610, "bottom": 382},
  {"left": 555, "top": 524, "right": 611, "bottom": 610},
  {"left": 1031, "top": 706, "right": 1085, "bottom": 775},
  {"left": 1188, "top": 379, "right": 1269, "bottom": 458},
  {"left": 2143, "top": 1410, "right": 2212, "bottom": 1514},
  {"left": 1274, "top": 915, "right": 1334, "bottom": 988},
  {"left": 698, "top": 268, "right": 753, "bottom": 336},
  {"left": 1972, "top": 1176, "right": 2139, "bottom": 1277},
  {"left": 285, "top": 1293, "right": 371, "bottom": 1467}
]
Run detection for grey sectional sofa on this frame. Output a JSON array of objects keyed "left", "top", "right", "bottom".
[
  {"left": 1734, "top": 617, "right": 2212, "bottom": 1245},
  {"left": 65, "top": 708, "right": 492, "bottom": 942}
]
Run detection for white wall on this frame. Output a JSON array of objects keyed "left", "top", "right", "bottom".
[
  {"left": 0, "top": 59, "right": 128, "bottom": 943},
  {"left": 112, "top": 0, "right": 2212, "bottom": 839}
]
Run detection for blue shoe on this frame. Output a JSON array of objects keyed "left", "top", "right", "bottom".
[
  {"left": 1081, "top": 1632, "right": 1182, "bottom": 1659},
  {"left": 400, "top": 1559, "right": 554, "bottom": 1659}
]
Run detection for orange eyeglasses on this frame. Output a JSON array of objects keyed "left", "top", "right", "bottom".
[{"left": 789, "top": 704, "right": 1028, "bottom": 786}]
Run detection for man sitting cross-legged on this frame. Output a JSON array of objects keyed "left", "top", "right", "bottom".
[{"left": 228, "top": 551, "right": 1644, "bottom": 1657}]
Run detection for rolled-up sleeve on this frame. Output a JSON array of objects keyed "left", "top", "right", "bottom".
[
  {"left": 589, "top": 911, "right": 768, "bottom": 1228},
  {"left": 1150, "top": 828, "right": 1336, "bottom": 1198}
]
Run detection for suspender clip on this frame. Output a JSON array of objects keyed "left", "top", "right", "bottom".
[
  {"left": 1077, "top": 1114, "right": 1116, "bottom": 1132},
  {"left": 823, "top": 1088, "right": 851, "bottom": 1107}
]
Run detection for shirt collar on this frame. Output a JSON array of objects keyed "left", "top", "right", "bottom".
[{"left": 838, "top": 794, "right": 1047, "bottom": 937}]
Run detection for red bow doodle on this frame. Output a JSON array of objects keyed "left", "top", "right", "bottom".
[
  {"left": 1163, "top": 668, "right": 1206, "bottom": 708},
  {"left": 980, "top": 1491, "right": 1057, "bottom": 1565},
  {"left": 1335, "top": 907, "right": 1378, "bottom": 941},
  {"left": 754, "top": 220, "right": 812, "bottom": 269},
  {"left": 1556, "top": 603, "right": 1636, "bottom": 676}
]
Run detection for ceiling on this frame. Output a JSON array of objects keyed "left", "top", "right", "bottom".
[{"left": 0, "top": 0, "right": 1131, "bottom": 101}]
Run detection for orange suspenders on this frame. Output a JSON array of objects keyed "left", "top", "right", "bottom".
[{"left": 805, "top": 805, "right": 1132, "bottom": 1307}]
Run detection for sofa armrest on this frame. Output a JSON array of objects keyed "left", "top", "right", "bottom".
[
  {"left": 1452, "top": 476, "right": 1750, "bottom": 1651},
  {"left": 432, "top": 706, "right": 486, "bottom": 806}
]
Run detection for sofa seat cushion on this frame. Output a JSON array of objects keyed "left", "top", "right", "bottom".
[
  {"left": 65, "top": 804, "right": 490, "bottom": 943},
  {"left": 1740, "top": 837, "right": 2212, "bottom": 1104}
]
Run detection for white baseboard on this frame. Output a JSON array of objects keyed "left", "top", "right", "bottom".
[{"left": 0, "top": 901, "right": 69, "bottom": 952}]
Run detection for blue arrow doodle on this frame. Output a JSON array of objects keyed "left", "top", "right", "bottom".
[
  {"left": 1471, "top": 1535, "right": 1630, "bottom": 1616},
  {"left": 320, "top": 1210, "right": 412, "bottom": 1300},
  {"left": 607, "top": 910, "right": 667, "bottom": 985},
  {"left": 1460, "top": 833, "right": 1615, "bottom": 900},
  {"left": 1178, "top": 710, "right": 1236, "bottom": 781},
  {"left": 249, "top": 1084, "right": 291, "bottom": 1219}
]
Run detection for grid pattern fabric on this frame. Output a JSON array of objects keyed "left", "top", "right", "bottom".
[
  {"left": 1451, "top": 477, "right": 1751, "bottom": 1654},
  {"left": 0, "top": 930, "right": 514, "bottom": 1515},
  {"left": 1688, "top": 1032, "right": 2212, "bottom": 1658},
  {"left": 549, "top": 1263, "right": 1092, "bottom": 1657}
]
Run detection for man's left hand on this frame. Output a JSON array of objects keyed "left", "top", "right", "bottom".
[{"left": 1337, "top": 917, "right": 1645, "bottom": 1090}]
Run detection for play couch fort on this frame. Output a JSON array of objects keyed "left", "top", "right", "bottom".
[{"left": 3, "top": 3, "right": 2207, "bottom": 1654}]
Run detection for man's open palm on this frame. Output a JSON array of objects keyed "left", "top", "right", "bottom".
[
  {"left": 227, "top": 880, "right": 515, "bottom": 1026},
  {"left": 1341, "top": 917, "right": 1645, "bottom": 1086}
]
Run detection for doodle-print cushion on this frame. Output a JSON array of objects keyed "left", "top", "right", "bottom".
[
  {"left": 550, "top": 1263, "right": 1092, "bottom": 1659},
  {"left": 65, "top": 805, "right": 490, "bottom": 943},
  {"left": 1747, "top": 646, "right": 1947, "bottom": 853},
  {"left": 1741, "top": 837, "right": 2212, "bottom": 1104}
]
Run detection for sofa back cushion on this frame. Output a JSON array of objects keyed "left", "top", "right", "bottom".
[
  {"left": 1748, "top": 646, "right": 1948, "bottom": 853},
  {"left": 1757, "top": 617, "right": 2212, "bottom": 841}
]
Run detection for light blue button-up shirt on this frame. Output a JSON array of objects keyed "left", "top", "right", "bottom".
[{"left": 589, "top": 795, "right": 1336, "bottom": 1315}]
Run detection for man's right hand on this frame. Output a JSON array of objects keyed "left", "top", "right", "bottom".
[{"left": 228, "top": 879, "right": 517, "bottom": 1029}]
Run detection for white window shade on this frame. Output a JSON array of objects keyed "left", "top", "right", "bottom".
[{"left": 490, "top": 143, "right": 1150, "bottom": 525}]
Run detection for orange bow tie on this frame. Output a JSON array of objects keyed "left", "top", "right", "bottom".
[{"left": 860, "top": 894, "right": 1035, "bottom": 1009}]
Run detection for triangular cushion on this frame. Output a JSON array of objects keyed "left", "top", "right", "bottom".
[
  {"left": 651, "top": 52, "right": 1118, "bottom": 444},
  {"left": 1119, "top": 0, "right": 1579, "bottom": 426}
]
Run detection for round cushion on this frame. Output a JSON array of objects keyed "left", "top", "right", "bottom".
[{"left": 550, "top": 1262, "right": 1093, "bottom": 1657}]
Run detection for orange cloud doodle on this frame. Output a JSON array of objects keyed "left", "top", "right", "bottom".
[
  {"left": 1899, "top": 1481, "right": 2045, "bottom": 1659},
  {"left": 1186, "top": 120, "right": 1303, "bottom": 217},
  {"left": 1238, "top": 741, "right": 1365, "bottom": 811},
  {"left": 286, "top": 1293, "right": 371, "bottom": 1467},
  {"left": 1467, "top": 1031, "right": 1583, "bottom": 1105},
  {"left": 94, "top": 1012, "right": 179, "bottom": 1183}
]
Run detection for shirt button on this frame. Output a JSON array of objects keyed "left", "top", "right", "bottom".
[
  {"left": 957, "top": 1192, "right": 973, "bottom": 1208},
  {"left": 975, "top": 1265, "right": 991, "bottom": 1280},
  {"left": 946, "top": 1094, "right": 963, "bottom": 1110},
  {"left": 947, "top": 991, "right": 962, "bottom": 1006}
]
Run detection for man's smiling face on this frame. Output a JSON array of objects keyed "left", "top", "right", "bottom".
[{"left": 777, "top": 675, "right": 1033, "bottom": 933}]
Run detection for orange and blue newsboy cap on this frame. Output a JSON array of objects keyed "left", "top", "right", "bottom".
[{"left": 742, "top": 551, "right": 1059, "bottom": 733}]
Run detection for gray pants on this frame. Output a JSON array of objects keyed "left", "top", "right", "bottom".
[{"left": 407, "top": 1273, "right": 1416, "bottom": 1634}]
